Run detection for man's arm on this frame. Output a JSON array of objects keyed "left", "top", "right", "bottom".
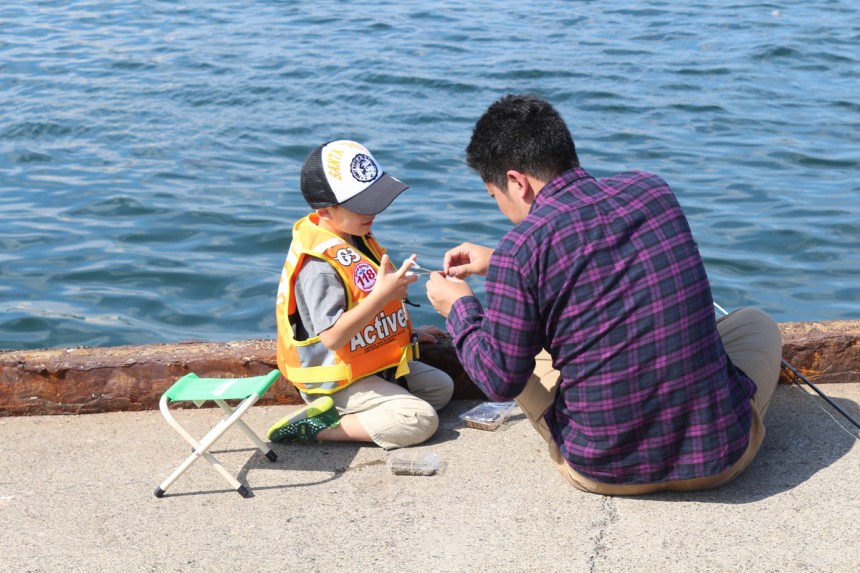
[{"left": 440, "top": 247, "right": 543, "bottom": 401}]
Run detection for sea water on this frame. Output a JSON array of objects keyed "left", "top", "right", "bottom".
[{"left": 2, "top": 1, "right": 859, "bottom": 350}]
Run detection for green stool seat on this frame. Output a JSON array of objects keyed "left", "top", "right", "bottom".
[{"left": 154, "top": 370, "right": 281, "bottom": 498}]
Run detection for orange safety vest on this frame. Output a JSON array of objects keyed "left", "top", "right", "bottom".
[{"left": 276, "top": 213, "right": 416, "bottom": 394}]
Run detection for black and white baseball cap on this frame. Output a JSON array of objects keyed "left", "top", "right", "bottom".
[{"left": 300, "top": 140, "right": 409, "bottom": 215}]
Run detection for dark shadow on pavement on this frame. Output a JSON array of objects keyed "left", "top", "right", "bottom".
[
  {"left": 635, "top": 385, "right": 859, "bottom": 504},
  {"left": 236, "top": 441, "right": 364, "bottom": 489},
  {"left": 233, "top": 400, "right": 495, "bottom": 490}
]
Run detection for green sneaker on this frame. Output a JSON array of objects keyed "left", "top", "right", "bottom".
[{"left": 267, "top": 396, "right": 340, "bottom": 443}]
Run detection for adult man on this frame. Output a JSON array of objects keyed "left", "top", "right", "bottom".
[{"left": 426, "top": 94, "right": 782, "bottom": 494}]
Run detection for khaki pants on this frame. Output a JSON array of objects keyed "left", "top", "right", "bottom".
[
  {"left": 306, "top": 361, "right": 454, "bottom": 450},
  {"left": 516, "top": 307, "right": 783, "bottom": 495}
]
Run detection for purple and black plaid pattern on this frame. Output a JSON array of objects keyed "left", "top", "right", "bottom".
[{"left": 447, "top": 168, "right": 756, "bottom": 484}]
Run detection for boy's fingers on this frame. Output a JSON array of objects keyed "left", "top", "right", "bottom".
[
  {"left": 421, "top": 325, "right": 447, "bottom": 336},
  {"left": 378, "top": 254, "right": 392, "bottom": 274},
  {"left": 395, "top": 257, "right": 417, "bottom": 277}
]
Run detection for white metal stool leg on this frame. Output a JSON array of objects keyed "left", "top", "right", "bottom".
[
  {"left": 215, "top": 399, "right": 278, "bottom": 462},
  {"left": 155, "top": 393, "right": 263, "bottom": 498}
]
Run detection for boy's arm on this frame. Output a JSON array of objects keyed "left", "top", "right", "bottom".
[{"left": 319, "top": 254, "right": 417, "bottom": 350}]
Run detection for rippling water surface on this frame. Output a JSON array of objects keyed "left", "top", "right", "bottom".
[{"left": 2, "top": 1, "right": 859, "bottom": 350}]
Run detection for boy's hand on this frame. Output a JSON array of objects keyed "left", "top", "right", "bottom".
[
  {"left": 318, "top": 254, "right": 417, "bottom": 352},
  {"left": 443, "top": 242, "right": 495, "bottom": 279},
  {"left": 373, "top": 254, "right": 418, "bottom": 304},
  {"left": 414, "top": 324, "right": 448, "bottom": 343}
]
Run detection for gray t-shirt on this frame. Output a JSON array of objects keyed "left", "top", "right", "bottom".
[{"left": 294, "top": 257, "right": 347, "bottom": 339}]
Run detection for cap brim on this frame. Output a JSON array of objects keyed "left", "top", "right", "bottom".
[{"left": 338, "top": 173, "right": 409, "bottom": 215}]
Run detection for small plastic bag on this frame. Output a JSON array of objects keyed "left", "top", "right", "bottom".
[
  {"left": 387, "top": 450, "right": 441, "bottom": 476},
  {"left": 460, "top": 401, "right": 518, "bottom": 431}
]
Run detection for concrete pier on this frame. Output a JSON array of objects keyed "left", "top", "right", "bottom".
[
  {"left": 2, "top": 321, "right": 859, "bottom": 417},
  {"left": 0, "top": 384, "right": 857, "bottom": 572},
  {"left": 1, "top": 322, "right": 858, "bottom": 571}
]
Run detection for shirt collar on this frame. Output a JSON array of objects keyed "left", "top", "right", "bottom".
[{"left": 530, "top": 167, "right": 593, "bottom": 213}]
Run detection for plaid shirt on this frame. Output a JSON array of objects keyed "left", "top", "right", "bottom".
[{"left": 447, "top": 168, "right": 756, "bottom": 484}]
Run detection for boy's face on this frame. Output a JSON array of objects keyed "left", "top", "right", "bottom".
[{"left": 317, "top": 205, "right": 375, "bottom": 239}]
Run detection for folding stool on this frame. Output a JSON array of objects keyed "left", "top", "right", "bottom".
[{"left": 154, "top": 369, "right": 281, "bottom": 498}]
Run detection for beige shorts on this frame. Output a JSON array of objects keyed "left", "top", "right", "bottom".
[
  {"left": 516, "top": 307, "right": 783, "bottom": 495},
  {"left": 323, "top": 361, "right": 454, "bottom": 450}
]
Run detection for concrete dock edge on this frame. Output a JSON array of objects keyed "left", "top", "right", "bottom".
[{"left": 2, "top": 320, "right": 858, "bottom": 416}]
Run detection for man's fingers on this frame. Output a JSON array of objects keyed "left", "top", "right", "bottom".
[
  {"left": 446, "top": 265, "right": 470, "bottom": 279},
  {"left": 443, "top": 245, "right": 469, "bottom": 273},
  {"left": 421, "top": 325, "right": 447, "bottom": 337}
]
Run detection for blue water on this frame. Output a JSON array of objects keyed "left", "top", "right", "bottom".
[{"left": 2, "top": 1, "right": 859, "bottom": 351}]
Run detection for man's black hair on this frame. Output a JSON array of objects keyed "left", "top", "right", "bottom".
[{"left": 466, "top": 93, "right": 579, "bottom": 191}]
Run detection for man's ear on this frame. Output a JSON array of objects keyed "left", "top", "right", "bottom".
[{"left": 506, "top": 170, "right": 535, "bottom": 203}]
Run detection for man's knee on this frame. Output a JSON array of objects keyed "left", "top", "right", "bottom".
[
  {"left": 718, "top": 307, "right": 782, "bottom": 418},
  {"left": 719, "top": 307, "right": 782, "bottom": 363},
  {"left": 743, "top": 307, "right": 782, "bottom": 352}
]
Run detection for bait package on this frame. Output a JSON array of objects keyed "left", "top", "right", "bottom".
[{"left": 460, "top": 401, "right": 519, "bottom": 431}]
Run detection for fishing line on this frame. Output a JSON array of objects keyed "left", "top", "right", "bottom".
[
  {"left": 780, "top": 361, "right": 860, "bottom": 439},
  {"left": 713, "top": 302, "right": 860, "bottom": 435},
  {"left": 403, "top": 259, "right": 440, "bottom": 276}
]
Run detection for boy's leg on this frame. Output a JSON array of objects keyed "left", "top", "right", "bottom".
[
  {"left": 330, "top": 375, "right": 439, "bottom": 450},
  {"left": 403, "top": 361, "right": 454, "bottom": 411}
]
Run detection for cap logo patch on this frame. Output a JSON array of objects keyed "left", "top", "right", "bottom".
[
  {"left": 353, "top": 262, "right": 377, "bottom": 292},
  {"left": 350, "top": 154, "right": 378, "bottom": 183}
]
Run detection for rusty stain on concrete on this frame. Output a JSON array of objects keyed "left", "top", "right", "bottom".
[
  {"left": 0, "top": 337, "right": 483, "bottom": 416},
  {"left": 780, "top": 320, "right": 860, "bottom": 385},
  {"left": 2, "top": 321, "right": 858, "bottom": 416}
]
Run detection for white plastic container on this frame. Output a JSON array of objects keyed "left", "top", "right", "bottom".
[{"left": 387, "top": 450, "right": 441, "bottom": 476}]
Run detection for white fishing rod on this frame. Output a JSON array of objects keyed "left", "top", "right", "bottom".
[{"left": 713, "top": 302, "right": 860, "bottom": 431}]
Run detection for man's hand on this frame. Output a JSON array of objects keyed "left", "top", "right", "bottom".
[
  {"left": 426, "top": 272, "right": 474, "bottom": 318},
  {"left": 443, "top": 242, "right": 495, "bottom": 279}
]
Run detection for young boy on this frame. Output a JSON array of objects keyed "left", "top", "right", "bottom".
[{"left": 269, "top": 140, "right": 454, "bottom": 450}]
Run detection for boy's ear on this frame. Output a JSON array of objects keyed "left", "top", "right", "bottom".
[{"left": 316, "top": 206, "right": 333, "bottom": 219}]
